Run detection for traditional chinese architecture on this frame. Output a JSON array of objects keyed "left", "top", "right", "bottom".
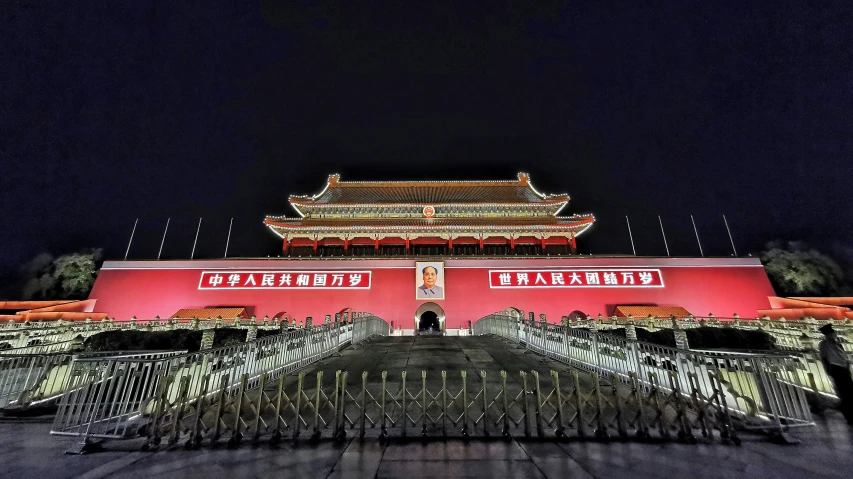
[
  {"left": 264, "top": 173, "right": 594, "bottom": 257},
  {"left": 84, "top": 173, "right": 778, "bottom": 331}
]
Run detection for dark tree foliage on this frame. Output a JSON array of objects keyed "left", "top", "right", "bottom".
[
  {"left": 211, "top": 328, "right": 248, "bottom": 348},
  {"left": 81, "top": 327, "right": 289, "bottom": 353},
  {"left": 83, "top": 330, "right": 203, "bottom": 353},
  {"left": 256, "top": 328, "right": 287, "bottom": 339},
  {"left": 18, "top": 249, "right": 103, "bottom": 300},
  {"left": 761, "top": 241, "right": 845, "bottom": 296},
  {"left": 597, "top": 327, "right": 776, "bottom": 350}
]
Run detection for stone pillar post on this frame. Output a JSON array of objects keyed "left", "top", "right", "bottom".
[
  {"left": 262, "top": 315, "right": 269, "bottom": 327},
  {"left": 804, "top": 316, "right": 819, "bottom": 333},
  {"left": 625, "top": 323, "right": 637, "bottom": 342},
  {"left": 672, "top": 317, "right": 689, "bottom": 350},
  {"left": 325, "top": 315, "right": 331, "bottom": 324},
  {"left": 588, "top": 316, "right": 600, "bottom": 366},
  {"left": 201, "top": 330, "right": 215, "bottom": 350},
  {"left": 215, "top": 316, "right": 223, "bottom": 329},
  {"left": 306, "top": 317, "right": 313, "bottom": 328},
  {"left": 246, "top": 325, "right": 258, "bottom": 343},
  {"left": 539, "top": 313, "right": 547, "bottom": 325},
  {"left": 335, "top": 313, "right": 341, "bottom": 324}
]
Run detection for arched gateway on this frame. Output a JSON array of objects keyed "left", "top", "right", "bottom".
[{"left": 415, "top": 302, "right": 445, "bottom": 331}]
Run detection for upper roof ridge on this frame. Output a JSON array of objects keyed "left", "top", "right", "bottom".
[{"left": 289, "top": 172, "right": 568, "bottom": 203}]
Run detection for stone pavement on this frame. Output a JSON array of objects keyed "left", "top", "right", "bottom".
[
  {"left": 2, "top": 415, "right": 853, "bottom": 478},
  {"left": 1, "top": 336, "right": 853, "bottom": 478}
]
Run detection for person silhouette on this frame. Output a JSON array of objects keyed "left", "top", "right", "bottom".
[{"left": 819, "top": 324, "right": 853, "bottom": 424}]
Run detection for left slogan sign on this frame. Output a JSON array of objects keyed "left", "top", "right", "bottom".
[{"left": 198, "top": 271, "right": 371, "bottom": 290}]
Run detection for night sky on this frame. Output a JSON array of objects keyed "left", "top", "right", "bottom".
[{"left": 2, "top": 2, "right": 852, "bottom": 289}]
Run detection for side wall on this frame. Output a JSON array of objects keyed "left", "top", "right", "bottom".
[{"left": 89, "top": 257, "right": 776, "bottom": 328}]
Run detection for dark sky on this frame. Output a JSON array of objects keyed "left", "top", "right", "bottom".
[{"left": 2, "top": 1, "right": 852, "bottom": 284}]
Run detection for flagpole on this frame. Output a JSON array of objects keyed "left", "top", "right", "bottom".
[
  {"left": 124, "top": 218, "right": 138, "bottom": 260},
  {"left": 626, "top": 216, "right": 636, "bottom": 256},
  {"left": 191, "top": 218, "right": 202, "bottom": 259},
  {"left": 723, "top": 214, "right": 738, "bottom": 257},
  {"left": 224, "top": 218, "right": 233, "bottom": 258},
  {"left": 690, "top": 215, "right": 704, "bottom": 257},
  {"left": 157, "top": 218, "right": 170, "bottom": 260},
  {"left": 658, "top": 215, "right": 670, "bottom": 257}
]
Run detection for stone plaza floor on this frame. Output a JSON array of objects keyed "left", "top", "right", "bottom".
[{"left": 2, "top": 336, "right": 853, "bottom": 478}]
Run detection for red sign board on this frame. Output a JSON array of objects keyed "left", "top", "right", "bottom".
[
  {"left": 198, "top": 271, "right": 371, "bottom": 290},
  {"left": 488, "top": 269, "right": 664, "bottom": 288}
]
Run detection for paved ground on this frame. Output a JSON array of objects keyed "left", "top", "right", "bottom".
[{"left": 2, "top": 336, "right": 853, "bottom": 478}]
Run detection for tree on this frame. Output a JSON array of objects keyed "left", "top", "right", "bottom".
[
  {"left": 53, "top": 252, "right": 102, "bottom": 298},
  {"left": 19, "top": 249, "right": 103, "bottom": 300},
  {"left": 761, "top": 241, "right": 845, "bottom": 296}
]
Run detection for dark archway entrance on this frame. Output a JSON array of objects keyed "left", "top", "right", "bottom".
[
  {"left": 418, "top": 311, "right": 440, "bottom": 331},
  {"left": 414, "top": 302, "right": 445, "bottom": 332}
]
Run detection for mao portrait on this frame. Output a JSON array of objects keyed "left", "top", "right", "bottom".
[{"left": 415, "top": 262, "right": 445, "bottom": 300}]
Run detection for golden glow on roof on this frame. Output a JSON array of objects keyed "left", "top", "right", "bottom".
[{"left": 288, "top": 172, "right": 569, "bottom": 200}]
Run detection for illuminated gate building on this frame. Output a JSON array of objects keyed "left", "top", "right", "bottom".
[
  {"left": 265, "top": 173, "right": 593, "bottom": 258},
  {"left": 88, "top": 174, "right": 776, "bottom": 330}
]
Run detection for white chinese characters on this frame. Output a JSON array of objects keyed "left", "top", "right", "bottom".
[
  {"left": 490, "top": 270, "right": 663, "bottom": 288},
  {"left": 200, "top": 271, "right": 371, "bottom": 289}
]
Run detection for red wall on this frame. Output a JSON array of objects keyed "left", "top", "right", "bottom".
[{"left": 89, "top": 257, "right": 776, "bottom": 328}]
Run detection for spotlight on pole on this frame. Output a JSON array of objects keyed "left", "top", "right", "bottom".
[
  {"left": 626, "top": 216, "right": 636, "bottom": 256},
  {"left": 690, "top": 215, "right": 704, "bottom": 257},
  {"left": 124, "top": 218, "right": 138, "bottom": 260},
  {"left": 658, "top": 215, "right": 670, "bottom": 257},
  {"left": 224, "top": 218, "right": 233, "bottom": 258},
  {"left": 191, "top": 218, "right": 202, "bottom": 259},
  {"left": 157, "top": 218, "right": 170, "bottom": 260},
  {"left": 723, "top": 214, "right": 738, "bottom": 257}
]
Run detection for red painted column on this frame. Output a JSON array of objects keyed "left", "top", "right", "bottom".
[
  {"left": 448, "top": 237, "right": 453, "bottom": 251},
  {"left": 405, "top": 236, "right": 410, "bottom": 252},
  {"left": 510, "top": 235, "right": 515, "bottom": 250},
  {"left": 375, "top": 237, "right": 379, "bottom": 251},
  {"left": 344, "top": 237, "right": 349, "bottom": 251},
  {"left": 570, "top": 234, "right": 577, "bottom": 252},
  {"left": 313, "top": 237, "right": 318, "bottom": 251},
  {"left": 282, "top": 238, "right": 289, "bottom": 253},
  {"left": 541, "top": 236, "right": 546, "bottom": 250},
  {"left": 479, "top": 235, "right": 484, "bottom": 250}
]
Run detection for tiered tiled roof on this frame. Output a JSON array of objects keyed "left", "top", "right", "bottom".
[
  {"left": 614, "top": 306, "right": 693, "bottom": 318},
  {"left": 266, "top": 216, "right": 594, "bottom": 234},
  {"left": 289, "top": 173, "right": 568, "bottom": 206},
  {"left": 264, "top": 173, "right": 595, "bottom": 241},
  {"left": 171, "top": 308, "right": 248, "bottom": 319}
]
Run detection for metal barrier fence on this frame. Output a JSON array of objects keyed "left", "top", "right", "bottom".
[
  {"left": 0, "top": 340, "right": 75, "bottom": 356},
  {"left": 473, "top": 314, "right": 815, "bottom": 435},
  {"left": 0, "top": 353, "right": 73, "bottom": 409},
  {"left": 138, "top": 366, "right": 740, "bottom": 449},
  {"left": 50, "top": 316, "right": 388, "bottom": 442}
]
